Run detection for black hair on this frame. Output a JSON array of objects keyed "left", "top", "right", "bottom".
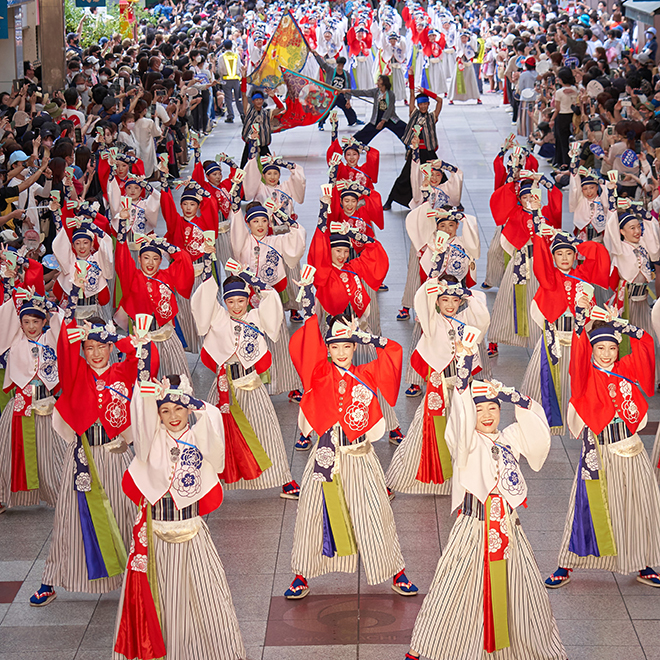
[
  {"left": 165, "top": 374, "right": 182, "bottom": 388},
  {"left": 377, "top": 75, "right": 391, "bottom": 91}
]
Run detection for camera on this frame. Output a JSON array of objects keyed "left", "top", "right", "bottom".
[{"left": 588, "top": 118, "right": 602, "bottom": 131}]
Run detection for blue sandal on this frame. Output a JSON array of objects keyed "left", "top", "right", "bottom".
[
  {"left": 30, "top": 584, "right": 56, "bottom": 607},
  {"left": 545, "top": 567, "right": 572, "bottom": 588},
  {"left": 389, "top": 427, "right": 404, "bottom": 445},
  {"left": 285, "top": 575, "right": 310, "bottom": 599},
  {"left": 281, "top": 481, "right": 300, "bottom": 500},
  {"left": 392, "top": 571, "right": 418, "bottom": 596},
  {"left": 295, "top": 435, "right": 311, "bottom": 451},
  {"left": 637, "top": 567, "right": 660, "bottom": 587}
]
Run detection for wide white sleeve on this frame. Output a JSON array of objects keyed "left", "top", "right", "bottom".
[
  {"left": 229, "top": 209, "right": 251, "bottom": 265},
  {"left": 191, "top": 276, "right": 223, "bottom": 337},
  {"left": 603, "top": 209, "right": 623, "bottom": 256},
  {"left": 193, "top": 404, "right": 225, "bottom": 474},
  {"left": 284, "top": 164, "right": 306, "bottom": 204},
  {"left": 462, "top": 291, "right": 490, "bottom": 340},
  {"left": 410, "top": 158, "right": 423, "bottom": 208},
  {"left": 243, "top": 155, "right": 262, "bottom": 201},
  {"left": 0, "top": 298, "right": 21, "bottom": 355},
  {"left": 405, "top": 202, "right": 435, "bottom": 252},
  {"left": 440, "top": 168, "right": 464, "bottom": 206},
  {"left": 52, "top": 229, "right": 75, "bottom": 278},
  {"left": 97, "top": 234, "right": 115, "bottom": 280},
  {"left": 445, "top": 386, "right": 478, "bottom": 470},
  {"left": 642, "top": 217, "right": 660, "bottom": 261},
  {"left": 461, "top": 213, "right": 480, "bottom": 261},
  {"left": 568, "top": 173, "right": 581, "bottom": 213},
  {"left": 129, "top": 385, "right": 159, "bottom": 463},
  {"left": 108, "top": 178, "right": 122, "bottom": 218},
  {"left": 275, "top": 223, "right": 307, "bottom": 268},
  {"left": 144, "top": 190, "right": 161, "bottom": 231},
  {"left": 256, "top": 288, "right": 284, "bottom": 342},
  {"left": 501, "top": 399, "right": 551, "bottom": 472},
  {"left": 413, "top": 280, "right": 435, "bottom": 338}
]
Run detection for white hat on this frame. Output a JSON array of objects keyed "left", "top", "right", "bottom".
[
  {"left": 536, "top": 59, "right": 551, "bottom": 75},
  {"left": 520, "top": 88, "right": 536, "bottom": 102},
  {"left": 586, "top": 80, "right": 604, "bottom": 98}
]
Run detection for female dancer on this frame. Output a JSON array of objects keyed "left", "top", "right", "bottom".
[
  {"left": 115, "top": 222, "right": 194, "bottom": 380},
  {"left": 0, "top": 290, "right": 66, "bottom": 510},
  {"left": 520, "top": 230, "right": 610, "bottom": 435},
  {"left": 406, "top": 359, "right": 565, "bottom": 660},
  {"left": 327, "top": 124, "right": 380, "bottom": 189},
  {"left": 545, "top": 303, "right": 660, "bottom": 589},
  {"left": 113, "top": 375, "right": 245, "bottom": 660},
  {"left": 306, "top": 195, "right": 404, "bottom": 445},
  {"left": 229, "top": 195, "right": 306, "bottom": 401},
  {"left": 387, "top": 277, "right": 489, "bottom": 496},
  {"left": 161, "top": 177, "right": 216, "bottom": 354},
  {"left": 30, "top": 279, "right": 158, "bottom": 606},
  {"left": 243, "top": 139, "right": 307, "bottom": 323},
  {"left": 191, "top": 253, "right": 300, "bottom": 499},
  {"left": 285, "top": 278, "right": 417, "bottom": 600},
  {"left": 488, "top": 174, "right": 562, "bottom": 351}
]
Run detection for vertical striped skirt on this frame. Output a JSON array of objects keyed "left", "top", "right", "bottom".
[
  {"left": 557, "top": 442, "right": 660, "bottom": 574},
  {"left": 0, "top": 402, "right": 66, "bottom": 508},
  {"left": 175, "top": 274, "right": 202, "bottom": 354},
  {"left": 488, "top": 255, "right": 541, "bottom": 349},
  {"left": 520, "top": 335, "right": 571, "bottom": 436},
  {"left": 154, "top": 332, "right": 191, "bottom": 381},
  {"left": 628, "top": 297, "right": 660, "bottom": 381},
  {"left": 651, "top": 427, "right": 660, "bottom": 485},
  {"left": 291, "top": 439, "right": 405, "bottom": 584},
  {"left": 402, "top": 244, "right": 421, "bottom": 310},
  {"left": 484, "top": 227, "right": 505, "bottom": 289},
  {"left": 283, "top": 262, "right": 302, "bottom": 312},
  {"left": 217, "top": 229, "right": 233, "bottom": 269},
  {"left": 42, "top": 442, "right": 136, "bottom": 593},
  {"left": 265, "top": 319, "right": 302, "bottom": 395},
  {"left": 410, "top": 508, "right": 566, "bottom": 660},
  {"left": 113, "top": 519, "right": 245, "bottom": 660},
  {"left": 208, "top": 377, "right": 292, "bottom": 490},
  {"left": 386, "top": 397, "right": 452, "bottom": 495}
]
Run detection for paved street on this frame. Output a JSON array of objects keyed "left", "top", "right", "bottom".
[{"left": 1, "top": 92, "right": 659, "bottom": 660}]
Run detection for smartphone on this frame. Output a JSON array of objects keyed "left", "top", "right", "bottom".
[
  {"left": 119, "top": 77, "right": 125, "bottom": 91},
  {"left": 621, "top": 99, "right": 632, "bottom": 108}
]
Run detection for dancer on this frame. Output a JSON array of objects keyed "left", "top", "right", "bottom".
[
  {"left": 448, "top": 32, "right": 482, "bottom": 105},
  {"left": 30, "top": 279, "right": 158, "bottom": 606},
  {"left": 386, "top": 277, "right": 489, "bottom": 496},
  {"left": 113, "top": 375, "right": 245, "bottom": 660},
  {"left": 406, "top": 360, "right": 566, "bottom": 660},
  {"left": 520, "top": 230, "right": 610, "bottom": 435},
  {"left": 545, "top": 303, "right": 660, "bottom": 589},
  {"left": 191, "top": 253, "right": 301, "bottom": 499},
  {"left": 0, "top": 289, "right": 66, "bottom": 510},
  {"left": 285, "top": 276, "right": 418, "bottom": 600}
]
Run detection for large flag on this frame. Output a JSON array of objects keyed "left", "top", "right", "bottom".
[
  {"left": 272, "top": 69, "right": 340, "bottom": 133},
  {"left": 248, "top": 11, "right": 310, "bottom": 90}
]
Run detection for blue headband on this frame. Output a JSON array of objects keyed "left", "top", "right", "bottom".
[
  {"left": 72, "top": 226, "right": 95, "bottom": 242},
  {"left": 223, "top": 279, "right": 249, "bottom": 300},
  {"left": 203, "top": 161, "right": 222, "bottom": 175},
  {"left": 417, "top": 95, "right": 430, "bottom": 104},
  {"left": 251, "top": 91, "right": 265, "bottom": 99},
  {"left": 519, "top": 181, "right": 534, "bottom": 197},
  {"left": 262, "top": 163, "right": 280, "bottom": 174},
  {"left": 618, "top": 212, "right": 638, "bottom": 229},
  {"left": 589, "top": 324, "right": 620, "bottom": 345},
  {"left": 330, "top": 233, "right": 351, "bottom": 248},
  {"left": 245, "top": 205, "right": 268, "bottom": 223},
  {"left": 85, "top": 322, "right": 119, "bottom": 344},
  {"left": 551, "top": 233, "right": 579, "bottom": 253},
  {"left": 139, "top": 243, "right": 163, "bottom": 257}
]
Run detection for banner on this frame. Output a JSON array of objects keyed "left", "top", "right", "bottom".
[
  {"left": 247, "top": 11, "right": 310, "bottom": 90},
  {"left": 271, "top": 68, "right": 339, "bottom": 133},
  {"left": 0, "top": 0, "right": 7, "bottom": 40},
  {"left": 75, "top": 0, "right": 106, "bottom": 7}
]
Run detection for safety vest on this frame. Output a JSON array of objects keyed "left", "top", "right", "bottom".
[{"left": 222, "top": 51, "right": 240, "bottom": 80}]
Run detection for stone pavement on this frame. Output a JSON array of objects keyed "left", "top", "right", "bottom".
[{"left": 1, "top": 92, "right": 660, "bottom": 660}]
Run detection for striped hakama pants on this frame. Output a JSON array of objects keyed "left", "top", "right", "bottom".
[
  {"left": 175, "top": 274, "right": 202, "bottom": 355},
  {"left": 0, "top": 402, "right": 66, "bottom": 508},
  {"left": 404, "top": 321, "right": 426, "bottom": 387},
  {"left": 292, "top": 438, "right": 405, "bottom": 584},
  {"left": 488, "top": 255, "right": 541, "bottom": 350},
  {"left": 557, "top": 441, "right": 660, "bottom": 574},
  {"left": 411, "top": 506, "right": 566, "bottom": 660},
  {"left": 265, "top": 319, "right": 302, "bottom": 395},
  {"left": 42, "top": 442, "right": 136, "bottom": 593},
  {"left": 484, "top": 227, "right": 505, "bottom": 288},
  {"left": 402, "top": 244, "right": 421, "bottom": 310},
  {"left": 113, "top": 519, "right": 245, "bottom": 660},
  {"left": 208, "top": 377, "right": 293, "bottom": 490},
  {"left": 154, "top": 331, "right": 191, "bottom": 381},
  {"left": 386, "top": 398, "right": 451, "bottom": 495},
  {"left": 283, "top": 262, "right": 302, "bottom": 312}
]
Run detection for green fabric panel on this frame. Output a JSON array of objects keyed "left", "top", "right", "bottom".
[
  {"left": 514, "top": 283, "right": 529, "bottom": 337},
  {"left": 585, "top": 478, "right": 617, "bottom": 557},
  {"left": 456, "top": 69, "right": 466, "bottom": 95},
  {"left": 82, "top": 434, "right": 127, "bottom": 578},
  {"left": 619, "top": 288, "right": 631, "bottom": 358},
  {"left": 433, "top": 415, "right": 453, "bottom": 481},
  {"left": 259, "top": 369, "right": 271, "bottom": 385},
  {"left": 503, "top": 251, "right": 511, "bottom": 270},
  {"left": 279, "top": 289, "right": 290, "bottom": 306},
  {"left": 22, "top": 415, "right": 39, "bottom": 490},
  {"left": 322, "top": 475, "right": 357, "bottom": 557},
  {"left": 228, "top": 378, "right": 273, "bottom": 473},
  {"left": 0, "top": 370, "right": 13, "bottom": 411},
  {"left": 490, "top": 559, "right": 510, "bottom": 651}
]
